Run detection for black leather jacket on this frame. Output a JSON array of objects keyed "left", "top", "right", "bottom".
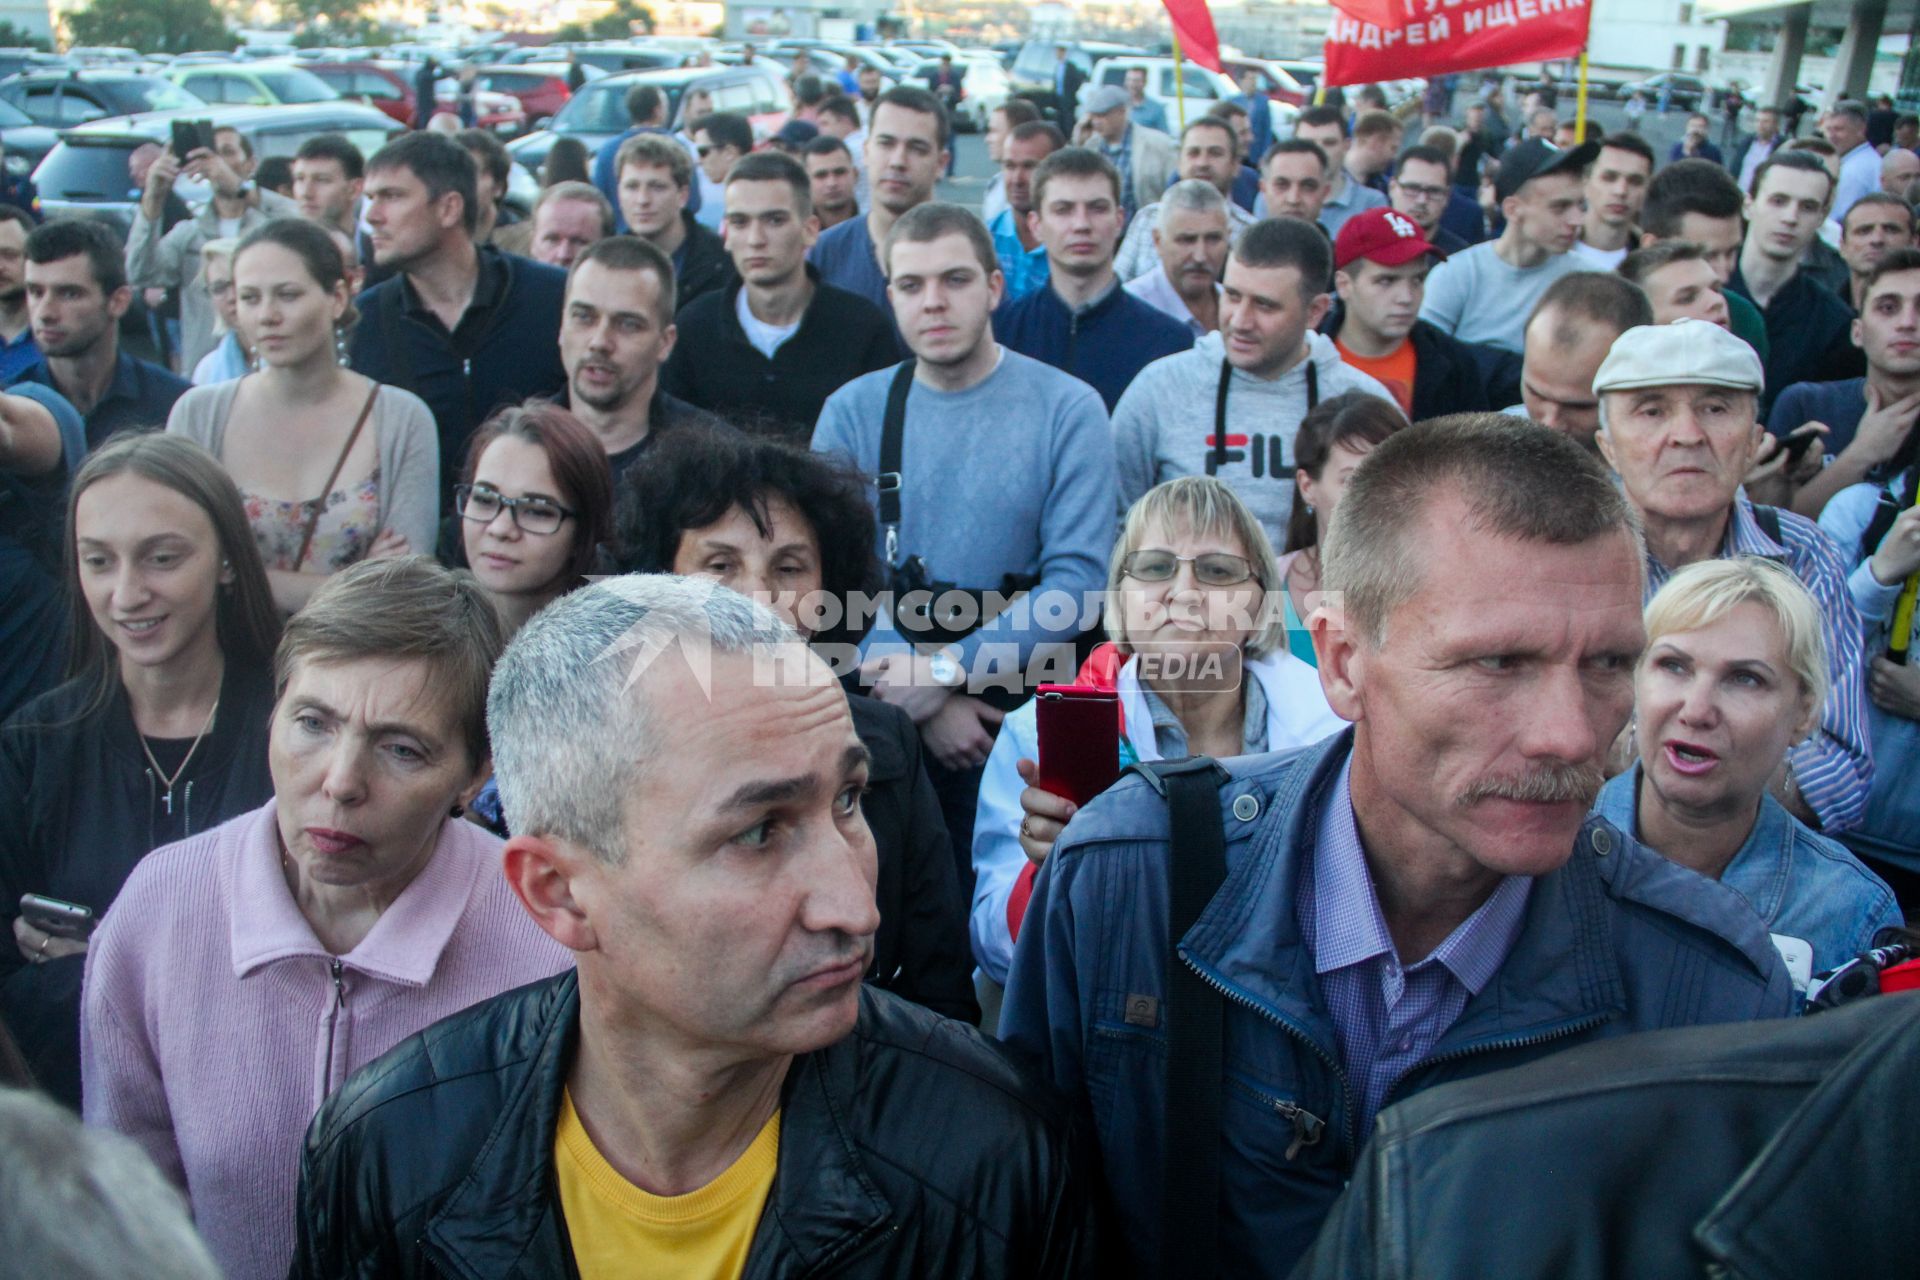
[
  {"left": 1294, "top": 991, "right": 1920, "bottom": 1280},
  {"left": 291, "top": 974, "right": 1101, "bottom": 1279}
]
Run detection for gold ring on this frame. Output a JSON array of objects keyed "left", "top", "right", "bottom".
[{"left": 36, "top": 936, "right": 49, "bottom": 957}]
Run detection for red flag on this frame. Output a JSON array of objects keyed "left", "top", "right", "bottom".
[
  {"left": 1161, "top": 0, "right": 1223, "bottom": 74},
  {"left": 1323, "top": 0, "right": 1590, "bottom": 89}
]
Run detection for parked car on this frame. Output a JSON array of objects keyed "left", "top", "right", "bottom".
[
  {"left": 506, "top": 63, "right": 789, "bottom": 172},
  {"left": 0, "top": 49, "right": 67, "bottom": 81},
  {"left": 1086, "top": 56, "right": 1242, "bottom": 124},
  {"left": 907, "top": 56, "right": 1007, "bottom": 133},
  {"left": 0, "top": 95, "right": 60, "bottom": 178},
  {"left": 1222, "top": 57, "right": 1311, "bottom": 108},
  {"left": 0, "top": 70, "right": 204, "bottom": 128},
  {"left": 1006, "top": 39, "right": 1147, "bottom": 98},
  {"left": 32, "top": 101, "right": 404, "bottom": 228},
  {"left": 163, "top": 61, "right": 340, "bottom": 107},
  {"left": 1619, "top": 72, "right": 1711, "bottom": 111},
  {"left": 297, "top": 59, "right": 524, "bottom": 133},
  {"left": 469, "top": 63, "right": 573, "bottom": 130},
  {"left": 569, "top": 45, "right": 688, "bottom": 75}
]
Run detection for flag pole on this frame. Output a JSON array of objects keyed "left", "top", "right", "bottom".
[
  {"left": 1172, "top": 28, "right": 1188, "bottom": 130},
  {"left": 1576, "top": 51, "right": 1589, "bottom": 139}
]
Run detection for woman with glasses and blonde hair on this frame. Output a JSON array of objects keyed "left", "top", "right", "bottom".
[
  {"left": 190, "top": 239, "right": 249, "bottom": 386},
  {"left": 1595, "top": 557, "right": 1901, "bottom": 992},
  {"left": 969, "top": 476, "right": 1346, "bottom": 984}
]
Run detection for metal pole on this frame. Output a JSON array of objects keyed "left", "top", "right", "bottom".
[
  {"left": 1172, "top": 28, "right": 1188, "bottom": 131},
  {"left": 1576, "top": 51, "right": 1589, "bottom": 139}
]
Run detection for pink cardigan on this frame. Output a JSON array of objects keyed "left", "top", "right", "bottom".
[{"left": 81, "top": 801, "right": 571, "bottom": 1280}]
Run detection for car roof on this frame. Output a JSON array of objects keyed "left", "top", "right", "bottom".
[
  {"left": 3, "top": 68, "right": 169, "bottom": 84},
  {"left": 56, "top": 100, "right": 400, "bottom": 143},
  {"left": 580, "top": 64, "right": 766, "bottom": 88}
]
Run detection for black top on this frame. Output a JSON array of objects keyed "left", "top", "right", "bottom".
[
  {"left": 9, "top": 348, "right": 191, "bottom": 449},
  {"left": 1728, "top": 263, "right": 1865, "bottom": 416},
  {"left": 671, "top": 210, "right": 738, "bottom": 312},
  {"left": 661, "top": 269, "right": 898, "bottom": 440}
]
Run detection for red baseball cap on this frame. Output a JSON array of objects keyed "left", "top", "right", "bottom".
[{"left": 1333, "top": 207, "right": 1444, "bottom": 272}]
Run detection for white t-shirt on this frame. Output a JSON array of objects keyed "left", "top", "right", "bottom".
[
  {"left": 1569, "top": 239, "right": 1628, "bottom": 270},
  {"left": 736, "top": 287, "right": 801, "bottom": 358},
  {"left": 217, "top": 216, "right": 241, "bottom": 238}
]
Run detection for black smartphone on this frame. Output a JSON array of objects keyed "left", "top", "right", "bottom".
[
  {"left": 169, "top": 118, "right": 198, "bottom": 161},
  {"left": 19, "top": 893, "right": 94, "bottom": 941},
  {"left": 1782, "top": 428, "right": 1820, "bottom": 467}
]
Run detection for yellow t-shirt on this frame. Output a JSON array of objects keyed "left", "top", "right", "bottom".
[{"left": 554, "top": 1088, "right": 781, "bottom": 1280}]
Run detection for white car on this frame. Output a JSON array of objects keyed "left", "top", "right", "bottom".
[{"left": 1085, "top": 56, "right": 1238, "bottom": 129}]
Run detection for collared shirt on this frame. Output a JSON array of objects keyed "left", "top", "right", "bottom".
[
  {"left": 1114, "top": 197, "right": 1256, "bottom": 283},
  {"left": 399, "top": 246, "right": 508, "bottom": 360},
  {"left": 0, "top": 322, "right": 37, "bottom": 383},
  {"left": 1316, "top": 174, "right": 1388, "bottom": 240},
  {"left": 989, "top": 206, "right": 1050, "bottom": 302},
  {"left": 1135, "top": 672, "right": 1267, "bottom": 760},
  {"left": 1737, "top": 134, "right": 1779, "bottom": 194},
  {"left": 1129, "top": 97, "right": 1169, "bottom": 133},
  {"left": 1094, "top": 124, "right": 1137, "bottom": 220},
  {"left": 10, "top": 347, "right": 190, "bottom": 449},
  {"left": 1643, "top": 494, "right": 1872, "bottom": 834},
  {"left": 1124, "top": 262, "right": 1220, "bottom": 336},
  {"left": 1296, "top": 756, "right": 1532, "bottom": 1137},
  {"left": 1832, "top": 139, "right": 1882, "bottom": 226}
]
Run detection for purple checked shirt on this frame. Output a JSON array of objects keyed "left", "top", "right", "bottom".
[{"left": 1296, "top": 758, "right": 1533, "bottom": 1138}]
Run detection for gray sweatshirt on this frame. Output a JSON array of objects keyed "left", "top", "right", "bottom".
[{"left": 1111, "top": 331, "right": 1393, "bottom": 549}]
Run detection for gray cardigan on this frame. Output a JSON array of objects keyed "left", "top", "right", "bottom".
[{"left": 165, "top": 376, "right": 441, "bottom": 556}]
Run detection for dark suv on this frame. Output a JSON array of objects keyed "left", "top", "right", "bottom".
[{"left": 0, "top": 70, "right": 205, "bottom": 127}]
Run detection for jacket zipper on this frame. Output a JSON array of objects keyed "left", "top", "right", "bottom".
[
  {"left": 1386, "top": 1010, "right": 1616, "bottom": 1109},
  {"left": 1228, "top": 1076, "right": 1328, "bottom": 1161},
  {"left": 325, "top": 957, "right": 347, "bottom": 1096}
]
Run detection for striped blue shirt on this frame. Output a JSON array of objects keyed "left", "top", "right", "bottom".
[
  {"left": 1643, "top": 494, "right": 1872, "bottom": 833},
  {"left": 1296, "top": 757, "right": 1532, "bottom": 1138}
]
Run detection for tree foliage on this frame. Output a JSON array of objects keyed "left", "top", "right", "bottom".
[
  {"left": 65, "top": 0, "right": 230, "bottom": 54},
  {"left": 551, "top": 0, "right": 655, "bottom": 44},
  {"left": 0, "top": 22, "right": 50, "bottom": 50}
]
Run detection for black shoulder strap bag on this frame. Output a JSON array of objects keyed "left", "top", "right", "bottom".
[{"left": 1130, "top": 756, "right": 1231, "bottom": 1277}]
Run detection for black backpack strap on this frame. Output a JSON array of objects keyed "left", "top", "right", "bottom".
[
  {"left": 1748, "top": 501, "right": 1784, "bottom": 550},
  {"left": 877, "top": 359, "right": 916, "bottom": 566},
  {"left": 1130, "top": 755, "right": 1231, "bottom": 1277}
]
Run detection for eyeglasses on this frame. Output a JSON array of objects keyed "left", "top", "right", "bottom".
[
  {"left": 1121, "top": 550, "right": 1259, "bottom": 587},
  {"left": 455, "top": 484, "right": 575, "bottom": 535},
  {"left": 1392, "top": 181, "right": 1448, "bottom": 201}
]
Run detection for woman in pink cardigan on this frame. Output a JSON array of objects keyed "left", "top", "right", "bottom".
[{"left": 80, "top": 557, "right": 571, "bottom": 1280}]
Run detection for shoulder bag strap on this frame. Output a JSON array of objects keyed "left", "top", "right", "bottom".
[
  {"left": 293, "top": 383, "right": 380, "bottom": 573},
  {"left": 1213, "top": 358, "right": 1232, "bottom": 473},
  {"left": 1132, "top": 755, "right": 1230, "bottom": 1276},
  {"left": 877, "top": 359, "right": 916, "bottom": 567}
]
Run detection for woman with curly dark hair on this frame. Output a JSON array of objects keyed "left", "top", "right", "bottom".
[{"left": 617, "top": 427, "right": 978, "bottom": 1024}]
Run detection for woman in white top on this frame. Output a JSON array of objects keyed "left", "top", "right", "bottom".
[
  {"left": 970, "top": 476, "right": 1347, "bottom": 983},
  {"left": 167, "top": 219, "right": 437, "bottom": 616},
  {"left": 190, "top": 238, "right": 250, "bottom": 386}
]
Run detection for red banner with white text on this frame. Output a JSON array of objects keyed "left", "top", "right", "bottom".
[{"left": 1322, "top": 0, "right": 1591, "bottom": 88}]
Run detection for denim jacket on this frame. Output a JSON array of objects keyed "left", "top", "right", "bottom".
[
  {"left": 1595, "top": 768, "right": 1901, "bottom": 991},
  {"left": 999, "top": 731, "right": 1795, "bottom": 1278}
]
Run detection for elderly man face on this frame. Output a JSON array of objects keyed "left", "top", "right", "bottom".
[
  {"left": 1882, "top": 149, "right": 1920, "bottom": 200},
  {"left": 1598, "top": 382, "right": 1765, "bottom": 528},
  {"left": 1155, "top": 202, "right": 1229, "bottom": 301}
]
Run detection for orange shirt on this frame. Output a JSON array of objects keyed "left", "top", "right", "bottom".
[{"left": 1334, "top": 337, "right": 1417, "bottom": 418}]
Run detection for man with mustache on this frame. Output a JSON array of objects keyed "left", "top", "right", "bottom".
[
  {"left": 292, "top": 577, "right": 1099, "bottom": 1277},
  {"left": 1001, "top": 414, "right": 1794, "bottom": 1280},
  {"left": 1595, "top": 319, "right": 1871, "bottom": 835}
]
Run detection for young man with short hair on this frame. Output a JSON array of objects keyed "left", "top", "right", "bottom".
[
  {"left": 348, "top": 132, "right": 569, "bottom": 494},
  {"left": 1638, "top": 158, "right": 1770, "bottom": 357},
  {"left": 1112, "top": 217, "right": 1394, "bottom": 549},
  {"left": 1346, "top": 110, "right": 1403, "bottom": 194},
  {"left": 13, "top": 218, "right": 187, "bottom": 446},
  {"left": 1569, "top": 133, "right": 1654, "bottom": 270},
  {"left": 1114, "top": 116, "right": 1256, "bottom": 282},
  {"left": 1618, "top": 240, "right": 1732, "bottom": 330},
  {"left": 1388, "top": 145, "right": 1469, "bottom": 254},
  {"left": 1123, "top": 65, "right": 1168, "bottom": 133},
  {"left": 802, "top": 136, "right": 859, "bottom": 230},
  {"left": 987, "top": 120, "right": 1064, "bottom": 303},
  {"left": 1420, "top": 137, "right": 1596, "bottom": 352},
  {"left": 558, "top": 235, "right": 720, "bottom": 482},
  {"left": 590, "top": 83, "right": 681, "bottom": 227},
  {"left": 1124, "top": 178, "right": 1229, "bottom": 336},
  {"left": 615, "top": 132, "right": 735, "bottom": 311},
  {"left": 1838, "top": 191, "right": 1915, "bottom": 312},
  {"left": 1322, "top": 206, "right": 1490, "bottom": 420},
  {"left": 291, "top": 132, "right": 364, "bottom": 239},
  {"left": 995, "top": 147, "right": 1194, "bottom": 410},
  {"left": 1730, "top": 150, "right": 1864, "bottom": 410},
  {"left": 813, "top": 201, "right": 1116, "bottom": 857},
  {"left": 1260, "top": 139, "right": 1333, "bottom": 226},
  {"left": 808, "top": 86, "right": 949, "bottom": 315},
  {"left": 454, "top": 127, "right": 516, "bottom": 246},
  {"left": 690, "top": 110, "right": 753, "bottom": 230},
  {"left": 1292, "top": 106, "right": 1387, "bottom": 236},
  {"left": 663, "top": 152, "right": 896, "bottom": 439}
]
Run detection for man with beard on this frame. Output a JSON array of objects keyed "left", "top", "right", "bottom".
[
  {"left": 559, "top": 235, "right": 721, "bottom": 484},
  {"left": 348, "top": 132, "right": 568, "bottom": 496},
  {"left": 0, "top": 205, "right": 38, "bottom": 379},
  {"left": 1002, "top": 413, "right": 1794, "bottom": 1280},
  {"left": 995, "top": 147, "right": 1193, "bottom": 410},
  {"left": 809, "top": 87, "right": 949, "bottom": 316}
]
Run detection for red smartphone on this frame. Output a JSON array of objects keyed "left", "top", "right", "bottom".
[{"left": 1034, "top": 684, "right": 1121, "bottom": 807}]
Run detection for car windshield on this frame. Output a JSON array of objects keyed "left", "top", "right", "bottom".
[
  {"left": 34, "top": 141, "right": 134, "bottom": 200},
  {"left": 0, "top": 96, "right": 29, "bottom": 127},
  {"left": 552, "top": 79, "right": 681, "bottom": 133},
  {"left": 101, "top": 76, "right": 203, "bottom": 114},
  {"left": 255, "top": 68, "right": 337, "bottom": 103}
]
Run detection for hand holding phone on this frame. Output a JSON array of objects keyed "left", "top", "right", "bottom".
[
  {"left": 1034, "top": 685, "right": 1121, "bottom": 806},
  {"left": 19, "top": 893, "right": 95, "bottom": 941}
]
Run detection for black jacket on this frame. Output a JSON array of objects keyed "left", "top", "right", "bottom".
[
  {"left": 848, "top": 693, "right": 979, "bottom": 1024},
  {"left": 1294, "top": 991, "right": 1920, "bottom": 1280},
  {"left": 1318, "top": 305, "right": 1492, "bottom": 421},
  {"left": 0, "top": 662, "right": 275, "bottom": 1106},
  {"left": 350, "top": 248, "right": 570, "bottom": 494},
  {"left": 292, "top": 976, "right": 1101, "bottom": 1279},
  {"left": 674, "top": 211, "right": 737, "bottom": 312},
  {"left": 662, "top": 271, "right": 898, "bottom": 440}
]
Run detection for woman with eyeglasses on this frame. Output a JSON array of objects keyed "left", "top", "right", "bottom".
[
  {"left": 456, "top": 402, "right": 614, "bottom": 639},
  {"left": 969, "top": 476, "right": 1347, "bottom": 985},
  {"left": 167, "top": 219, "right": 438, "bottom": 616}
]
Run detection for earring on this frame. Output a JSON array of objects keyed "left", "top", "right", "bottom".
[
  {"left": 1304, "top": 504, "right": 1316, "bottom": 515},
  {"left": 334, "top": 323, "right": 350, "bottom": 367}
]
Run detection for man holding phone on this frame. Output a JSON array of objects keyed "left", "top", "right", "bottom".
[{"left": 127, "top": 124, "right": 296, "bottom": 374}]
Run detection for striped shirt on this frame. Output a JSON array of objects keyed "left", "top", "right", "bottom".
[
  {"left": 1095, "top": 125, "right": 1138, "bottom": 222},
  {"left": 1643, "top": 495, "right": 1872, "bottom": 834},
  {"left": 1296, "top": 756, "right": 1533, "bottom": 1138}
]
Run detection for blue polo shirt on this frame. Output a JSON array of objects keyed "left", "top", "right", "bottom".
[
  {"left": 9, "top": 348, "right": 190, "bottom": 449},
  {"left": 807, "top": 214, "right": 891, "bottom": 315},
  {"left": 0, "top": 325, "right": 38, "bottom": 383},
  {"left": 988, "top": 207, "right": 1049, "bottom": 302}
]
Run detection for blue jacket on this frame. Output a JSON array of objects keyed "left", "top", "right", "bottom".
[
  {"left": 999, "top": 731, "right": 1795, "bottom": 1278},
  {"left": 994, "top": 281, "right": 1193, "bottom": 411}
]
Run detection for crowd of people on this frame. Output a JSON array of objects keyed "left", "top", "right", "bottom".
[{"left": 0, "top": 54, "right": 1916, "bottom": 1278}]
